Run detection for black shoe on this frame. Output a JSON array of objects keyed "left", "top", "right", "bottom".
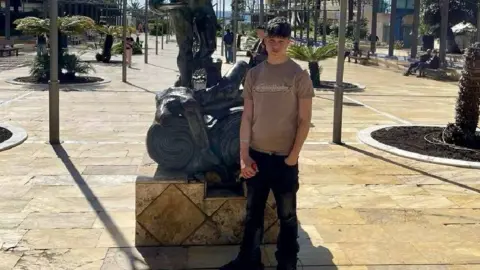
[
  {"left": 220, "top": 259, "right": 264, "bottom": 270},
  {"left": 277, "top": 261, "right": 297, "bottom": 270}
]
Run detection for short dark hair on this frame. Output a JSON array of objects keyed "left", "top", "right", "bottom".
[
  {"left": 256, "top": 25, "right": 265, "bottom": 30},
  {"left": 265, "top": 17, "right": 291, "bottom": 38}
]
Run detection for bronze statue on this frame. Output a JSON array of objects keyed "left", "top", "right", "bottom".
[{"left": 147, "top": 0, "right": 248, "bottom": 188}]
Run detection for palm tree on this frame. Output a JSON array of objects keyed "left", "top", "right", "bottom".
[
  {"left": 287, "top": 43, "right": 337, "bottom": 88},
  {"left": 14, "top": 16, "right": 96, "bottom": 80},
  {"left": 444, "top": 43, "right": 480, "bottom": 147}
]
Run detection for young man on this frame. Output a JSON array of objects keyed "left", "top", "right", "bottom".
[{"left": 221, "top": 17, "right": 314, "bottom": 270}]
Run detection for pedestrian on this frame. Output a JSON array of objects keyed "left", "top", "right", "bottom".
[
  {"left": 125, "top": 35, "right": 134, "bottom": 68},
  {"left": 36, "top": 34, "right": 46, "bottom": 56},
  {"left": 248, "top": 25, "right": 268, "bottom": 68},
  {"left": 220, "top": 17, "right": 314, "bottom": 270},
  {"left": 223, "top": 29, "right": 234, "bottom": 63}
]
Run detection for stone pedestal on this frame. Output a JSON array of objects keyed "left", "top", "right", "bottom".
[{"left": 136, "top": 157, "right": 279, "bottom": 246}]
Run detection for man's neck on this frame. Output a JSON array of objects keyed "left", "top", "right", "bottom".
[{"left": 267, "top": 56, "right": 289, "bottom": 65}]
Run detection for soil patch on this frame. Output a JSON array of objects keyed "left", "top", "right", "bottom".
[
  {"left": 0, "top": 127, "right": 12, "bottom": 144},
  {"left": 372, "top": 126, "right": 480, "bottom": 162},
  {"left": 317, "top": 81, "right": 364, "bottom": 92},
  {"left": 14, "top": 76, "right": 104, "bottom": 84}
]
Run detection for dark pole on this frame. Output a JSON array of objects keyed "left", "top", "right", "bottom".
[
  {"left": 411, "top": 0, "right": 420, "bottom": 58},
  {"left": 232, "top": 0, "right": 238, "bottom": 62},
  {"left": 122, "top": 0, "right": 127, "bottom": 82},
  {"left": 259, "top": 0, "right": 264, "bottom": 25},
  {"left": 370, "top": 0, "right": 377, "bottom": 52},
  {"left": 294, "top": 0, "right": 297, "bottom": 38},
  {"left": 355, "top": 0, "right": 361, "bottom": 43},
  {"left": 155, "top": 18, "right": 158, "bottom": 55},
  {"left": 322, "top": 0, "right": 326, "bottom": 45},
  {"left": 221, "top": 0, "right": 225, "bottom": 56},
  {"left": 49, "top": 0, "right": 60, "bottom": 144},
  {"left": 388, "top": 0, "right": 397, "bottom": 57},
  {"left": 161, "top": 17, "right": 164, "bottom": 50},
  {"left": 5, "top": 0, "right": 11, "bottom": 40},
  {"left": 333, "top": 0, "right": 347, "bottom": 144},
  {"left": 439, "top": 0, "right": 448, "bottom": 66},
  {"left": 144, "top": 0, "right": 148, "bottom": 63}
]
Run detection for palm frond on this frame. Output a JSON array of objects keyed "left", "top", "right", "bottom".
[
  {"left": 288, "top": 43, "right": 337, "bottom": 62},
  {"left": 59, "top": 16, "right": 96, "bottom": 35},
  {"left": 14, "top": 17, "right": 49, "bottom": 35}
]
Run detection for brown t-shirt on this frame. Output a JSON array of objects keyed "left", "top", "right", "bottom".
[{"left": 242, "top": 58, "right": 315, "bottom": 155}]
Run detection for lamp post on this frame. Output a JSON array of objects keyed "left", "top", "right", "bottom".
[
  {"left": 144, "top": 0, "right": 148, "bottom": 64},
  {"left": 332, "top": 0, "right": 347, "bottom": 144},
  {"left": 221, "top": 0, "right": 225, "bottom": 56},
  {"left": 122, "top": 0, "right": 127, "bottom": 82},
  {"left": 161, "top": 16, "right": 164, "bottom": 49},
  {"left": 49, "top": 0, "right": 60, "bottom": 144},
  {"left": 388, "top": 0, "right": 397, "bottom": 57},
  {"left": 411, "top": 0, "right": 420, "bottom": 59},
  {"left": 156, "top": 18, "right": 158, "bottom": 55}
]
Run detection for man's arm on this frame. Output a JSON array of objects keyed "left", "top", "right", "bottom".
[
  {"left": 287, "top": 71, "right": 314, "bottom": 163},
  {"left": 240, "top": 99, "right": 253, "bottom": 159},
  {"left": 240, "top": 70, "right": 253, "bottom": 160},
  {"left": 288, "top": 98, "right": 312, "bottom": 160}
]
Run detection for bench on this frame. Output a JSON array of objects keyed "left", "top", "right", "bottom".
[
  {"left": 0, "top": 40, "right": 19, "bottom": 57},
  {"left": 418, "top": 68, "right": 454, "bottom": 80},
  {"left": 347, "top": 50, "right": 372, "bottom": 65}
]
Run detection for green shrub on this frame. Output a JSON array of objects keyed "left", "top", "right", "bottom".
[
  {"left": 111, "top": 41, "right": 143, "bottom": 55},
  {"left": 30, "top": 53, "right": 94, "bottom": 81}
]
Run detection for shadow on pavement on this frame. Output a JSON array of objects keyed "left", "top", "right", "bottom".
[
  {"left": 53, "top": 144, "right": 141, "bottom": 270},
  {"left": 342, "top": 144, "right": 480, "bottom": 194}
]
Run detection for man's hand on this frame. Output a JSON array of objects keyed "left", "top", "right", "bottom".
[
  {"left": 240, "top": 155, "right": 257, "bottom": 179},
  {"left": 284, "top": 155, "right": 298, "bottom": 166}
]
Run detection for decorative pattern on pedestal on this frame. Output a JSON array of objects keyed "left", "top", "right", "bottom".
[{"left": 135, "top": 178, "right": 279, "bottom": 246}]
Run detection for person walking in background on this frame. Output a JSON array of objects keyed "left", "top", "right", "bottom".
[
  {"left": 223, "top": 29, "right": 234, "bottom": 64},
  {"left": 36, "top": 34, "right": 46, "bottom": 56},
  {"left": 247, "top": 25, "right": 268, "bottom": 68},
  {"left": 221, "top": 17, "right": 314, "bottom": 270},
  {"left": 125, "top": 35, "right": 134, "bottom": 68}
]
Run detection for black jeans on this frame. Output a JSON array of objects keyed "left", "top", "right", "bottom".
[{"left": 238, "top": 148, "right": 300, "bottom": 264}]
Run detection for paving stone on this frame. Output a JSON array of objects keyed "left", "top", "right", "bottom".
[
  {"left": 0, "top": 251, "right": 22, "bottom": 269},
  {"left": 314, "top": 224, "right": 394, "bottom": 242},
  {"left": 0, "top": 213, "right": 28, "bottom": 229},
  {"left": 19, "top": 229, "right": 103, "bottom": 249},
  {"left": 83, "top": 165, "right": 138, "bottom": 175},
  {"left": 19, "top": 212, "right": 97, "bottom": 229},
  {"left": 0, "top": 229, "right": 27, "bottom": 249},
  {"left": 298, "top": 209, "right": 366, "bottom": 225},
  {"left": 13, "top": 248, "right": 107, "bottom": 270},
  {"left": 92, "top": 211, "right": 136, "bottom": 228},
  {"left": 101, "top": 247, "right": 188, "bottom": 270}
]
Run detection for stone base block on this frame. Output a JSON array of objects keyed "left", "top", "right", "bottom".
[{"left": 136, "top": 166, "right": 279, "bottom": 246}]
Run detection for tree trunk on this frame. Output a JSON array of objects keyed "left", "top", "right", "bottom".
[
  {"left": 308, "top": 61, "right": 321, "bottom": 88},
  {"left": 444, "top": 43, "right": 480, "bottom": 147},
  {"left": 447, "top": 27, "right": 461, "bottom": 54}
]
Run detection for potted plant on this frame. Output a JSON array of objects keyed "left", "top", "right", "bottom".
[{"left": 287, "top": 43, "right": 337, "bottom": 88}]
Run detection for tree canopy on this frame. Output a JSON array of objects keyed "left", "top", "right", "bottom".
[
  {"left": 14, "top": 16, "right": 96, "bottom": 35},
  {"left": 422, "top": 0, "right": 478, "bottom": 37}
]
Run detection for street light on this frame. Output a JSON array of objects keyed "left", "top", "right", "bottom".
[
  {"left": 144, "top": 0, "right": 148, "bottom": 64},
  {"left": 49, "top": 0, "right": 60, "bottom": 144},
  {"left": 122, "top": 0, "right": 127, "bottom": 82},
  {"left": 332, "top": 0, "right": 347, "bottom": 144}
]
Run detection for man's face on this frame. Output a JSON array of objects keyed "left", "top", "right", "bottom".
[
  {"left": 265, "top": 36, "right": 290, "bottom": 57},
  {"left": 256, "top": 29, "right": 265, "bottom": 39}
]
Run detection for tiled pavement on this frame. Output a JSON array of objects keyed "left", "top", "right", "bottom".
[{"left": 0, "top": 36, "right": 479, "bottom": 269}]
